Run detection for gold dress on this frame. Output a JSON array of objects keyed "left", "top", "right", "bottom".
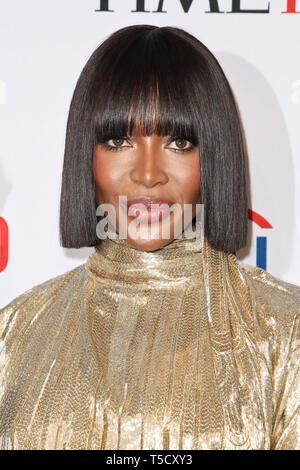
[{"left": 0, "top": 232, "right": 299, "bottom": 450}]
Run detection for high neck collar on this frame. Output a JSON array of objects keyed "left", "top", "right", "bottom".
[{"left": 85, "top": 227, "right": 205, "bottom": 288}]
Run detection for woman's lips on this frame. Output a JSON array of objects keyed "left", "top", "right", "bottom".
[{"left": 122, "top": 198, "right": 175, "bottom": 223}]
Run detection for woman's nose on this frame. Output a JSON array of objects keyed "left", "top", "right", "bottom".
[{"left": 129, "top": 142, "right": 169, "bottom": 188}]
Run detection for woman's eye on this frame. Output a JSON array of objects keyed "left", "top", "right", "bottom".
[
  {"left": 99, "top": 137, "right": 132, "bottom": 152},
  {"left": 107, "top": 138, "right": 127, "bottom": 148},
  {"left": 168, "top": 138, "right": 194, "bottom": 152}
]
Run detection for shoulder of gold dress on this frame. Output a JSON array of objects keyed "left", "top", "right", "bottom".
[
  {"left": 239, "top": 261, "right": 300, "bottom": 341},
  {"left": 0, "top": 264, "right": 86, "bottom": 340},
  {"left": 239, "top": 261, "right": 300, "bottom": 300}
]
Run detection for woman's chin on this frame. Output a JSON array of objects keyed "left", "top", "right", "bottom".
[
  {"left": 121, "top": 218, "right": 173, "bottom": 251},
  {"left": 125, "top": 235, "right": 174, "bottom": 252}
]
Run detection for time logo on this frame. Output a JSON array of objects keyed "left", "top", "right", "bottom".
[{"left": 95, "top": 0, "right": 300, "bottom": 14}]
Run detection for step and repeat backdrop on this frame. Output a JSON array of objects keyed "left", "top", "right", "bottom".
[{"left": 0, "top": 0, "right": 300, "bottom": 307}]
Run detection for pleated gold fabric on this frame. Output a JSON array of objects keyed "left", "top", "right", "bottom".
[{"left": 0, "top": 232, "right": 299, "bottom": 450}]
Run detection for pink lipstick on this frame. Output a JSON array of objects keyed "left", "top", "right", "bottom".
[{"left": 123, "top": 197, "right": 175, "bottom": 223}]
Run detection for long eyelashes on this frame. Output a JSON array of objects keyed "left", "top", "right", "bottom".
[
  {"left": 98, "top": 136, "right": 129, "bottom": 152},
  {"left": 97, "top": 136, "right": 197, "bottom": 153}
]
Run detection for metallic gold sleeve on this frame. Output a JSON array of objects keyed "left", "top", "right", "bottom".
[{"left": 0, "top": 234, "right": 299, "bottom": 450}]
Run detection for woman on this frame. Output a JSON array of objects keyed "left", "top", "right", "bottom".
[{"left": 0, "top": 25, "right": 299, "bottom": 450}]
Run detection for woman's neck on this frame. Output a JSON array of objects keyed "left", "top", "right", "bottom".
[{"left": 85, "top": 221, "right": 205, "bottom": 287}]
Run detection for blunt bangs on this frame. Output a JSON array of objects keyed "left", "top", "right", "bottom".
[
  {"left": 60, "top": 25, "right": 249, "bottom": 253},
  {"left": 93, "top": 28, "right": 201, "bottom": 144}
]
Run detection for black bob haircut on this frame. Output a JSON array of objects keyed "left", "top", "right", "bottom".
[{"left": 59, "top": 24, "right": 248, "bottom": 253}]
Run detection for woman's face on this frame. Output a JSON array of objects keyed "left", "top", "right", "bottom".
[{"left": 92, "top": 127, "right": 201, "bottom": 251}]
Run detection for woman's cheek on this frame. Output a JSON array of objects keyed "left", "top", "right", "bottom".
[
  {"left": 178, "top": 168, "right": 201, "bottom": 203},
  {"left": 93, "top": 153, "right": 122, "bottom": 199}
]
